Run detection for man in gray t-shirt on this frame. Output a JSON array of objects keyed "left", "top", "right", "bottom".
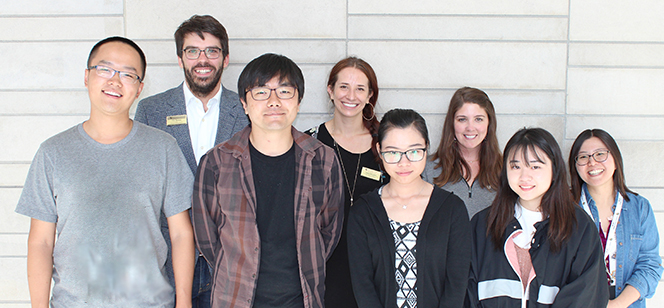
[{"left": 15, "top": 37, "right": 195, "bottom": 308}]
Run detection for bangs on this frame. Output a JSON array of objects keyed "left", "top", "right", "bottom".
[
  {"left": 507, "top": 143, "right": 546, "bottom": 167},
  {"left": 251, "top": 74, "right": 292, "bottom": 88}
]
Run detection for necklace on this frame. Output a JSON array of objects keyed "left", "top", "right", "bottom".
[
  {"left": 334, "top": 141, "right": 362, "bottom": 206},
  {"left": 387, "top": 183, "right": 427, "bottom": 209}
]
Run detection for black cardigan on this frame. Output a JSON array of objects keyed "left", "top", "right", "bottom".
[{"left": 347, "top": 186, "right": 471, "bottom": 308}]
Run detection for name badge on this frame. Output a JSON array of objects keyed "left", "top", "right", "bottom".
[
  {"left": 166, "top": 115, "right": 187, "bottom": 126},
  {"left": 360, "top": 167, "right": 381, "bottom": 181}
]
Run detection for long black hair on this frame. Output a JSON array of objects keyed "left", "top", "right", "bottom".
[{"left": 486, "top": 127, "right": 576, "bottom": 252}]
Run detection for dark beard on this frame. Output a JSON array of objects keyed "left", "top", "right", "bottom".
[{"left": 184, "top": 65, "right": 223, "bottom": 97}]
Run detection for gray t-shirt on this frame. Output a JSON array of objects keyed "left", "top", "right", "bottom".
[
  {"left": 422, "top": 158, "right": 496, "bottom": 219},
  {"left": 16, "top": 122, "right": 194, "bottom": 308}
]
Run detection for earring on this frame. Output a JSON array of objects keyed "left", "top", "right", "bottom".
[{"left": 363, "top": 103, "right": 376, "bottom": 121}]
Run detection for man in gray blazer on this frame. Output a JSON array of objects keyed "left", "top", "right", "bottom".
[{"left": 135, "top": 15, "right": 248, "bottom": 308}]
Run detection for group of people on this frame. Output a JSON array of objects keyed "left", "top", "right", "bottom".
[{"left": 15, "top": 14, "right": 661, "bottom": 308}]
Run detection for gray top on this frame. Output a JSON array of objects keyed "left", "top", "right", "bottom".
[
  {"left": 423, "top": 158, "right": 496, "bottom": 219},
  {"left": 16, "top": 122, "right": 193, "bottom": 308}
]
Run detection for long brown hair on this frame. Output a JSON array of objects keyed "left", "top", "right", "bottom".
[
  {"left": 431, "top": 87, "right": 501, "bottom": 189},
  {"left": 568, "top": 129, "right": 636, "bottom": 202},
  {"left": 327, "top": 57, "right": 380, "bottom": 148},
  {"left": 486, "top": 128, "right": 576, "bottom": 252}
]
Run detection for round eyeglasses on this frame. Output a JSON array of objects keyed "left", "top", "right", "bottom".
[
  {"left": 182, "top": 47, "right": 222, "bottom": 60},
  {"left": 380, "top": 149, "right": 426, "bottom": 164},
  {"left": 575, "top": 150, "right": 610, "bottom": 166},
  {"left": 88, "top": 65, "right": 142, "bottom": 84},
  {"left": 247, "top": 86, "right": 297, "bottom": 101}
]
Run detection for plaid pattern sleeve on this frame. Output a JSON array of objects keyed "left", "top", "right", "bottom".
[
  {"left": 191, "top": 127, "right": 260, "bottom": 308},
  {"left": 319, "top": 146, "right": 344, "bottom": 259},
  {"left": 191, "top": 150, "right": 223, "bottom": 268},
  {"left": 292, "top": 130, "right": 345, "bottom": 307}
]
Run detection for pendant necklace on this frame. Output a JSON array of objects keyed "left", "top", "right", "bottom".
[
  {"left": 334, "top": 141, "right": 362, "bottom": 206},
  {"left": 387, "top": 183, "right": 427, "bottom": 209}
]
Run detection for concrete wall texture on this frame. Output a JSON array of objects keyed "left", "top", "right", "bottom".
[{"left": 1, "top": 0, "right": 662, "bottom": 306}]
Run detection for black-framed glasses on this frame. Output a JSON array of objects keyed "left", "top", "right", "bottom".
[
  {"left": 183, "top": 47, "right": 222, "bottom": 60},
  {"left": 380, "top": 148, "right": 426, "bottom": 164},
  {"left": 247, "top": 86, "right": 297, "bottom": 101},
  {"left": 88, "top": 65, "right": 142, "bottom": 84},
  {"left": 575, "top": 150, "right": 610, "bottom": 166}
]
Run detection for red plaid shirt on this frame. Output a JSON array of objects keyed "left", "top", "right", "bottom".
[{"left": 192, "top": 126, "right": 344, "bottom": 308}]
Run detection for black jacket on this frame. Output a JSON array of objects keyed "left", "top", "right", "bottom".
[
  {"left": 348, "top": 186, "right": 471, "bottom": 308},
  {"left": 466, "top": 206, "right": 609, "bottom": 307}
]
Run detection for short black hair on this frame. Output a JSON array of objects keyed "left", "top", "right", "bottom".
[
  {"left": 87, "top": 36, "right": 146, "bottom": 80},
  {"left": 237, "top": 53, "right": 304, "bottom": 103},
  {"left": 175, "top": 15, "right": 229, "bottom": 60}
]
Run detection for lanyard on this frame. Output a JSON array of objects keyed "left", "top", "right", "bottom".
[{"left": 580, "top": 189, "right": 623, "bottom": 284}]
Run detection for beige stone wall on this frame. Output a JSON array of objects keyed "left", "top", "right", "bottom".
[{"left": 1, "top": 0, "right": 662, "bottom": 305}]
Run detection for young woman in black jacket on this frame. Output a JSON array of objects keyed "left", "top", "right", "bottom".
[
  {"left": 348, "top": 109, "right": 471, "bottom": 308},
  {"left": 467, "top": 127, "right": 609, "bottom": 307}
]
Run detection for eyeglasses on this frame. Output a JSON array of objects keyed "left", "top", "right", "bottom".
[
  {"left": 247, "top": 86, "right": 297, "bottom": 101},
  {"left": 380, "top": 148, "right": 426, "bottom": 164},
  {"left": 88, "top": 65, "right": 142, "bottom": 84},
  {"left": 183, "top": 47, "right": 222, "bottom": 60},
  {"left": 575, "top": 150, "right": 610, "bottom": 166}
]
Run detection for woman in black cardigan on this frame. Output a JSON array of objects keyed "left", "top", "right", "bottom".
[{"left": 347, "top": 109, "right": 471, "bottom": 308}]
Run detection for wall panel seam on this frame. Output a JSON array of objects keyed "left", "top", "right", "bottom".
[
  {"left": 347, "top": 38, "right": 568, "bottom": 43},
  {"left": 347, "top": 13, "right": 569, "bottom": 18}
]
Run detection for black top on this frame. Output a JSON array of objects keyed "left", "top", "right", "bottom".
[
  {"left": 347, "top": 186, "right": 471, "bottom": 308},
  {"left": 307, "top": 123, "right": 386, "bottom": 308},
  {"left": 250, "top": 142, "right": 304, "bottom": 308}
]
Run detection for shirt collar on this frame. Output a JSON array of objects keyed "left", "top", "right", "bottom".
[
  {"left": 221, "top": 126, "right": 321, "bottom": 158},
  {"left": 581, "top": 183, "right": 620, "bottom": 210},
  {"left": 183, "top": 82, "right": 223, "bottom": 110}
]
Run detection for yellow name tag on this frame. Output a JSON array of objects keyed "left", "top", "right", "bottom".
[
  {"left": 360, "top": 167, "right": 382, "bottom": 181},
  {"left": 166, "top": 115, "right": 187, "bottom": 126}
]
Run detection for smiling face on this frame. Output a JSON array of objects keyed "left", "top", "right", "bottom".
[
  {"left": 241, "top": 75, "right": 300, "bottom": 134},
  {"left": 507, "top": 146, "right": 553, "bottom": 211},
  {"left": 178, "top": 32, "right": 228, "bottom": 98},
  {"left": 327, "top": 67, "right": 373, "bottom": 119},
  {"left": 85, "top": 41, "right": 144, "bottom": 117},
  {"left": 453, "top": 102, "right": 489, "bottom": 153},
  {"left": 575, "top": 137, "right": 616, "bottom": 191},
  {"left": 376, "top": 125, "right": 427, "bottom": 185}
]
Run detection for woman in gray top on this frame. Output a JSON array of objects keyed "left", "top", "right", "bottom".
[{"left": 423, "top": 87, "right": 502, "bottom": 219}]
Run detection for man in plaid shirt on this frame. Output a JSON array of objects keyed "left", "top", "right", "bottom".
[{"left": 192, "top": 53, "right": 344, "bottom": 308}]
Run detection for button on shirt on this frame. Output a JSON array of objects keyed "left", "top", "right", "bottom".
[{"left": 184, "top": 84, "right": 221, "bottom": 164}]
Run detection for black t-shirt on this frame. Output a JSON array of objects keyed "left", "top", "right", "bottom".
[
  {"left": 311, "top": 123, "right": 387, "bottom": 308},
  {"left": 249, "top": 142, "right": 304, "bottom": 308}
]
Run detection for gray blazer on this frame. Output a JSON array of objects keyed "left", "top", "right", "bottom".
[{"left": 135, "top": 83, "right": 249, "bottom": 174}]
